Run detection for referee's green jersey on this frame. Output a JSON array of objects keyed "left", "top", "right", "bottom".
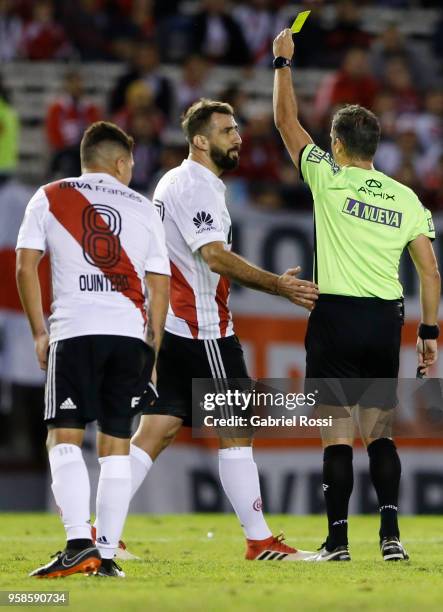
[{"left": 300, "top": 144, "right": 436, "bottom": 299}]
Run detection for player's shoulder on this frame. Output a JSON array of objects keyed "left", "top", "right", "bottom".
[
  {"left": 139, "top": 193, "right": 164, "bottom": 224},
  {"left": 154, "top": 165, "right": 181, "bottom": 190},
  {"left": 153, "top": 162, "right": 206, "bottom": 204},
  {"left": 156, "top": 161, "right": 200, "bottom": 188},
  {"left": 37, "top": 176, "right": 89, "bottom": 197},
  {"left": 301, "top": 143, "right": 341, "bottom": 176},
  {"left": 374, "top": 171, "right": 422, "bottom": 207},
  {"left": 26, "top": 179, "right": 62, "bottom": 207}
]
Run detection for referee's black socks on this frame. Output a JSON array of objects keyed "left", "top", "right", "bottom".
[
  {"left": 322, "top": 444, "right": 353, "bottom": 550},
  {"left": 367, "top": 438, "right": 401, "bottom": 541}
]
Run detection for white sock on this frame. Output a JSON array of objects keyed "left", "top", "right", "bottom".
[
  {"left": 95, "top": 455, "right": 131, "bottom": 559},
  {"left": 48, "top": 444, "right": 91, "bottom": 541},
  {"left": 130, "top": 443, "right": 153, "bottom": 499},
  {"left": 218, "top": 447, "right": 272, "bottom": 540}
]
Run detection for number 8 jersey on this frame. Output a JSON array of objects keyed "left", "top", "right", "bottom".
[{"left": 16, "top": 172, "right": 171, "bottom": 343}]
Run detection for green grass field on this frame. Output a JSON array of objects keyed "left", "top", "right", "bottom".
[{"left": 0, "top": 514, "right": 442, "bottom": 611}]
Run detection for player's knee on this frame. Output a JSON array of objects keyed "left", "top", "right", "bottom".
[
  {"left": 46, "top": 427, "right": 84, "bottom": 451},
  {"left": 158, "top": 429, "right": 176, "bottom": 453},
  {"left": 219, "top": 436, "right": 252, "bottom": 449},
  {"left": 133, "top": 428, "right": 176, "bottom": 460},
  {"left": 322, "top": 437, "right": 354, "bottom": 449},
  {"left": 366, "top": 437, "right": 397, "bottom": 454},
  {"left": 97, "top": 433, "right": 130, "bottom": 457}
]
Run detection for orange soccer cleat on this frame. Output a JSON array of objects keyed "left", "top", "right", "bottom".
[
  {"left": 245, "top": 533, "right": 314, "bottom": 561},
  {"left": 29, "top": 547, "right": 101, "bottom": 578}
]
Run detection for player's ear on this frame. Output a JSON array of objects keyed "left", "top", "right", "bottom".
[
  {"left": 115, "top": 155, "right": 130, "bottom": 181},
  {"left": 334, "top": 137, "right": 343, "bottom": 156},
  {"left": 192, "top": 134, "right": 209, "bottom": 152},
  {"left": 115, "top": 156, "right": 124, "bottom": 176}
]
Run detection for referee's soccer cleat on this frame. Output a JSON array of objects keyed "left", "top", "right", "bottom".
[
  {"left": 381, "top": 537, "right": 409, "bottom": 561},
  {"left": 246, "top": 533, "right": 314, "bottom": 561},
  {"left": 304, "top": 542, "right": 351, "bottom": 562},
  {"left": 29, "top": 547, "right": 101, "bottom": 578},
  {"left": 91, "top": 526, "right": 140, "bottom": 561},
  {"left": 94, "top": 559, "right": 125, "bottom": 578}
]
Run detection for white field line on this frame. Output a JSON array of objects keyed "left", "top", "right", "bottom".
[{"left": 0, "top": 536, "right": 442, "bottom": 544}]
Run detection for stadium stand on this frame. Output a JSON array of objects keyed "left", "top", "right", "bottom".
[{"left": 0, "top": 0, "right": 442, "bottom": 488}]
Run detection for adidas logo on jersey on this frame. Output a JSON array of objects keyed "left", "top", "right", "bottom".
[
  {"left": 60, "top": 397, "right": 77, "bottom": 410},
  {"left": 193, "top": 211, "right": 213, "bottom": 229}
]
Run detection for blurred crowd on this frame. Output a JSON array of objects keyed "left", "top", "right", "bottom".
[{"left": 0, "top": 0, "right": 442, "bottom": 212}]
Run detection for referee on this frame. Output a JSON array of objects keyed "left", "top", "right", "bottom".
[{"left": 273, "top": 30, "right": 440, "bottom": 561}]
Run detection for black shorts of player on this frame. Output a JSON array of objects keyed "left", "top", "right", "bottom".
[
  {"left": 143, "top": 331, "right": 250, "bottom": 427},
  {"left": 305, "top": 295, "right": 404, "bottom": 409},
  {"left": 44, "top": 335, "right": 155, "bottom": 438}
]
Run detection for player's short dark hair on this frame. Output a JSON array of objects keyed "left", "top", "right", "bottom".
[
  {"left": 181, "top": 98, "right": 234, "bottom": 143},
  {"left": 80, "top": 121, "right": 134, "bottom": 166},
  {"left": 332, "top": 105, "right": 381, "bottom": 160}
]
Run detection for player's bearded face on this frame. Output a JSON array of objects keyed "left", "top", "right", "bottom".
[{"left": 209, "top": 142, "right": 241, "bottom": 171}]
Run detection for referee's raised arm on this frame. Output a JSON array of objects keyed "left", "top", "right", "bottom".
[{"left": 272, "top": 29, "right": 313, "bottom": 170}]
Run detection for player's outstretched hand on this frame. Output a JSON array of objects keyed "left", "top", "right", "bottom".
[
  {"left": 273, "top": 28, "right": 294, "bottom": 60},
  {"left": 416, "top": 337, "right": 438, "bottom": 377},
  {"left": 277, "top": 267, "right": 318, "bottom": 310},
  {"left": 34, "top": 330, "right": 49, "bottom": 371}
]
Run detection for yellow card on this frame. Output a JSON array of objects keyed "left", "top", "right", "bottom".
[{"left": 290, "top": 10, "right": 311, "bottom": 34}]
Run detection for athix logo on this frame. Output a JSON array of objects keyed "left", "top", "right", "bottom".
[
  {"left": 343, "top": 198, "right": 402, "bottom": 228},
  {"left": 358, "top": 178, "right": 395, "bottom": 200},
  {"left": 193, "top": 211, "right": 214, "bottom": 229},
  {"left": 366, "top": 179, "right": 382, "bottom": 189},
  {"left": 60, "top": 397, "right": 77, "bottom": 410}
]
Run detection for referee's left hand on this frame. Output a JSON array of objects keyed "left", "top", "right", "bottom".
[
  {"left": 277, "top": 267, "right": 318, "bottom": 310},
  {"left": 416, "top": 337, "right": 438, "bottom": 377}
]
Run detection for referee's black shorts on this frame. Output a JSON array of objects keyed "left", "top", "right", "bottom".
[
  {"left": 143, "top": 331, "right": 250, "bottom": 426},
  {"left": 305, "top": 294, "right": 404, "bottom": 408}
]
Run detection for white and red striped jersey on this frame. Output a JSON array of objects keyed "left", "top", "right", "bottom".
[
  {"left": 153, "top": 159, "right": 234, "bottom": 340},
  {"left": 16, "top": 172, "right": 170, "bottom": 343}
]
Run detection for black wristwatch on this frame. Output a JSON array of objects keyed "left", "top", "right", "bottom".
[
  {"left": 273, "top": 56, "right": 292, "bottom": 69},
  {"left": 418, "top": 323, "right": 440, "bottom": 340}
]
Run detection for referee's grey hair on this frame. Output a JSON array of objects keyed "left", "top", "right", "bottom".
[
  {"left": 181, "top": 98, "right": 234, "bottom": 143},
  {"left": 332, "top": 105, "right": 381, "bottom": 160}
]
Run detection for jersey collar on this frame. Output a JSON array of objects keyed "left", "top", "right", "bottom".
[
  {"left": 79, "top": 172, "right": 125, "bottom": 186},
  {"left": 182, "top": 159, "right": 226, "bottom": 192}
]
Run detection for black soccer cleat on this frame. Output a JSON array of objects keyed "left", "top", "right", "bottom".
[
  {"left": 29, "top": 547, "right": 101, "bottom": 578},
  {"left": 95, "top": 559, "right": 125, "bottom": 578},
  {"left": 380, "top": 537, "right": 409, "bottom": 561},
  {"left": 304, "top": 541, "right": 351, "bottom": 562}
]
